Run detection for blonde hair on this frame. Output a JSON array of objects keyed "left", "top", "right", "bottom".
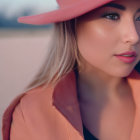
[{"left": 24, "top": 18, "right": 81, "bottom": 92}]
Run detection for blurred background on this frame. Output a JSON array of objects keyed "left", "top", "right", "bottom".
[
  {"left": 0, "top": 0, "right": 59, "bottom": 28},
  {"left": 0, "top": 0, "right": 58, "bottom": 139},
  {"left": 1, "top": 0, "right": 140, "bottom": 139}
]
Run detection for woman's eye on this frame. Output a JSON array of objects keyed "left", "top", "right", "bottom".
[
  {"left": 136, "top": 16, "right": 140, "bottom": 21},
  {"left": 102, "top": 13, "right": 120, "bottom": 21}
]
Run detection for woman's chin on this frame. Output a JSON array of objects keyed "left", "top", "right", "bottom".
[{"left": 110, "top": 68, "right": 135, "bottom": 78}]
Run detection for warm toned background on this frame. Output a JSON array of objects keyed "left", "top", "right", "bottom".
[{"left": 0, "top": 28, "right": 53, "bottom": 139}]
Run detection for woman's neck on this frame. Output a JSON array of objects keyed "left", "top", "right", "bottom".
[{"left": 76, "top": 67, "right": 131, "bottom": 104}]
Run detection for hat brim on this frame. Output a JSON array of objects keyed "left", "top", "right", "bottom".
[{"left": 18, "top": 0, "right": 114, "bottom": 25}]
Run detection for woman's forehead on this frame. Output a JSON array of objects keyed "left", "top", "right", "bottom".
[{"left": 99, "top": 0, "right": 140, "bottom": 14}]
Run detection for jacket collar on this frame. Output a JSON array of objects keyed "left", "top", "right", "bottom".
[
  {"left": 52, "top": 70, "right": 84, "bottom": 137},
  {"left": 52, "top": 69, "right": 140, "bottom": 140}
]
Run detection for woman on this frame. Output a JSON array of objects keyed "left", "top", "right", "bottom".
[{"left": 2, "top": 0, "right": 140, "bottom": 139}]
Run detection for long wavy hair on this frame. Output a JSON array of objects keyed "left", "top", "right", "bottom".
[{"left": 23, "top": 18, "right": 82, "bottom": 92}]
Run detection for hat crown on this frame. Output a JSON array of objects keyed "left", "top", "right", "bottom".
[{"left": 57, "top": 0, "right": 80, "bottom": 7}]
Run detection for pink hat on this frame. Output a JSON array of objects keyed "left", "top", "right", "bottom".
[{"left": 18, "top": 0, "right": 114, "bottom": 25}]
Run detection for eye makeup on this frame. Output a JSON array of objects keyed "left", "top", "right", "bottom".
[{"left": 101, "top": 12, "right": 120, "bottom": 21}]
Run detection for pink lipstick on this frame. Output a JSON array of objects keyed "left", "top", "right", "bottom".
[{"left": 115, "top": 51, "right": 137, "bottom": 63}]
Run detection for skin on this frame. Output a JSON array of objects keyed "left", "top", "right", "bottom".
[{"left": 75, "top": 0, "right": 140, "bottom": 139}]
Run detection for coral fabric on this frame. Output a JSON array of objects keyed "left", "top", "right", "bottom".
[
  {"left": 2, "top": 69, "right": 140, "bottom": 140},
  {"left": 17, "top": 0, "right": 114, "bottom": 25}
]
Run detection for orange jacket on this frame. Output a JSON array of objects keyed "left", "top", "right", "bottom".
[{"left": 2, "top": 69, "right": 140, "bottom": 140}]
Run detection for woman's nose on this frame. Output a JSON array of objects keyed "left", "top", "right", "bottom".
[{"left": 122, "top": 20, "right": 140, "bottom": 46}]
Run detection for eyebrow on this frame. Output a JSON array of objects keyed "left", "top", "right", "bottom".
[{"left": 101, "top": 2, "right": 140, "bottom": 13}]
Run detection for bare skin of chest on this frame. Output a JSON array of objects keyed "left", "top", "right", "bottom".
[{"left": 80, "top": 95, "right": 136, "bottom": 140}]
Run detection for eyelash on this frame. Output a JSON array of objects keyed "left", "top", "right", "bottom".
[
  {"left": 102, "top": 12, "right": 140, "bottom": 21},
  {"left": 102, "top": 13, "right": 120, "bottom": 20}
]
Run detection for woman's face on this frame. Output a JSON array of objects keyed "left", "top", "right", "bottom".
[{"left": 76, "top": 0, "right": 140, "bottom": 77}]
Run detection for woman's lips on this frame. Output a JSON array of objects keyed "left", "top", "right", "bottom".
[
  {"left": 116, "top": 51, "right": 137, "bottom": 56},
  {"left": 115, "top": 55, "right": 136, "bottom": 63},
  {"left": 115, "top": 51, "right": 137, "bottom": 63}
]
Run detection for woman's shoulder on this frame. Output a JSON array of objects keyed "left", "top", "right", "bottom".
[
  {"left": 20, "top": 84, "right": 54, "bottom": 107},
  {"left": 2, "top": 84, "right": 55, "bottom": 140},
  {"left": 6, "top": 84, "right": 54, "bottom": 112},
  {"left": 3, "top": 83, "right": 55, "bottom": 119}
]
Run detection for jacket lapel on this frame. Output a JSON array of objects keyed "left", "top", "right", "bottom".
[{"left": 52, "top": 70, "right": 84, "bottom": 139}]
